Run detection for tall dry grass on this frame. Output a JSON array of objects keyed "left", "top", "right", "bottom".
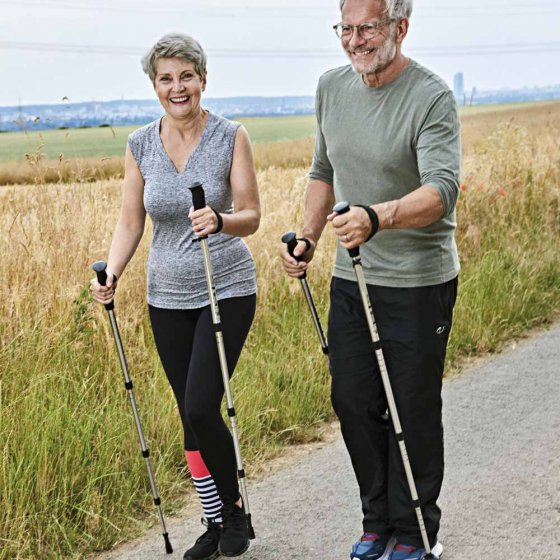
[
  {"left": 1, "top": 115, "right": 559, "bottom": 559},
  {"left": 0, "top": 138, "right": 315, "bottom": 186},
  {"left": 0, "top": 155, "right": 125, "bottom": 186},
  {"left": 0, "top": 165, "right": 334, "bottom": 559},
  {"left": 448, "top": 122, "right": 560, "bottom": 360},
  {"left": 460, "top": 100, "right": 560, "bottom": 152}
]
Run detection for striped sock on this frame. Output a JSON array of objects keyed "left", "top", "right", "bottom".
[{"left": 185, "top": 450, "right": 223, "bottom": 523}]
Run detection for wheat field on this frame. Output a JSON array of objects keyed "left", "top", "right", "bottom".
[{"left": 1, "top": 104, "right": 559, "bottom": 559}]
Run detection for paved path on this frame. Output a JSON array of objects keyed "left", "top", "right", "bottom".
[{"left": 95, "top": 324, "right": 560, "bottom": 560}]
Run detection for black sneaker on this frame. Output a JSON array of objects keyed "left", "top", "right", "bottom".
[
  {"left": 218, "top": 500, "right": 250, "bottom": 557},
  {"left": 183, "top": 518, "right": 221, "bottom": 560}
]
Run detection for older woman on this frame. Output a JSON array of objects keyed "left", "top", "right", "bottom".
[{"left": 91, "top": 33, "right": 260, "bottom": 560}]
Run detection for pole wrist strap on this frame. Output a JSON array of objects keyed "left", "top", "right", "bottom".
[
  {"left": 355, "top": 205, "right": 379, "bottom": 241},
  {"left": 211, "top": 208, "right": 223, "bottom": 233},
  {"left": 296, "top": 237, "right": 312, "bottom": 252}
]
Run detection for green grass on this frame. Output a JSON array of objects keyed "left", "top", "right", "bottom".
[
  {"left": 239, "top": 115, "right": 316, "bottom": 143},
  {"left": 0, "top": 125, "right": 135, "bottom": 162},
  {"left": 0, "top": 280, "right": 333, "bottom": 560},
  {"left": 0, "top": 115, "right": 316, "bottom": 163}
]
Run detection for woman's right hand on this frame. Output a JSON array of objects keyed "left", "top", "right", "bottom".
[{"left": 90, "top": 272, "right": 118, "bottom": 305}]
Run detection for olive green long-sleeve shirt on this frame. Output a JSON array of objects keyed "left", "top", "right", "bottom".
[{"left": 309, "top": 60, "right": 461, "bottom": 287}]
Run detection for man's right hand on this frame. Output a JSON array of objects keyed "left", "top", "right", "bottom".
[{"left": 280, "top": 237, "right": 316, "bottom": 278}]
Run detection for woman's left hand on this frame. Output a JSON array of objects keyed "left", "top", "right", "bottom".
[{"left": 189, "top": 205, "right": 219, "bottom": 237}]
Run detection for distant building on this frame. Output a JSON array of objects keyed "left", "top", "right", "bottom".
[
  {"left": 469, "top": 86, "right": 477, "bottom": 105},
  {"left": 453, "top": 73, "right": 465, "bottom": 104}
]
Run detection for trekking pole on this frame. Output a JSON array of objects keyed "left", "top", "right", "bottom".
[
  {"left": 188, "top": 182, "right": 256, "bottom": 540},
  {"left": 91, "top": 261, "right": 173, "bottom": 555},
  {"left": 281, "top": 231, "right": 328, "bottom": 358},
  {"left": 332, "top": 201, "right": 435, "bottom": 560}
]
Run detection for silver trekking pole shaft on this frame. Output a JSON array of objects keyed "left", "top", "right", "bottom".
[
  {"left": 91, "top": 261, "right": 173, "bottom": 555},
  {"left": 189, "top": 182, "right": 256, "bottom": 540},
  {"left": 333, "top": 202, "right": 434, "bottom": 559},
  {"left": 281, "top": 231, "right": 329, "bottom": 358}
]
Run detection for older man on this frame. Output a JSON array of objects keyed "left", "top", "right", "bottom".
[{"left": 281, "top": 1, "right": 460, "bottom": 559}]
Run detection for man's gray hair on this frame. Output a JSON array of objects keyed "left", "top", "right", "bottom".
[
  {"left": 339, "top": 0, "right": 413, "bottom": 19},
  {"left": 141, "top": 33, "right": 207, "bottom": 83}
]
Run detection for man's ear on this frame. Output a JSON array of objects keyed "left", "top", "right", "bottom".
[{"left": 396, "top": 18, "right": 409, "bottom": 44}]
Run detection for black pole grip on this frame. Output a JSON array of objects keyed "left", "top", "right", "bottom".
[
  {"left": 281, "top": 231, "right": 298, "bottom": 258},
  {"left": 333, "top": 200, "right": 350, "bottom": 215},
  {"left": 189, "top": 181, "right": 206, "bottom": 210},
  {"left": 92, "top": 260, "right": 108, "bottom": 286},
  {"left": 92, "top": 260, "right": 114, "bottom": 310},
  {"left": 332, "top": 201, "right": 360, "bottom": 258},
  {"left": 281, "top": 230, "right": 308, "bottom": 279}
]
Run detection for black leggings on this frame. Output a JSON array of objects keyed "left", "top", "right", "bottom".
[{"left": 149, "top": 294, "right": 256, "bottom": 502}]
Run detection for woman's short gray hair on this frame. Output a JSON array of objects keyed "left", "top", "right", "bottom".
[
  {"left": 141, "top": 33, "right": 207, "bottom": 83},
  {"left": 339, "top": 0, "right": 413, "bottom": 19}
]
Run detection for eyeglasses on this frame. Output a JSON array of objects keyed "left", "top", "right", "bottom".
[{"left": 333, "top": 17, "right": 394, "bottom": 40}]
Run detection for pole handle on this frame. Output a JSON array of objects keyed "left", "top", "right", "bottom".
[
  {"left": 92, "top": 260, "right": 108, "bottom": 285},
  {"left": 281, "top": 230, "right": 308, "bottom": 279},
  {"left": 332, "top": 200, "right": 350, "bottom": 215},
  {"left": 189, "top": 181, "right": 206, "bottom": 210},
  {"left": 92, "top": 260, "right": 114, "bottom": 310},
  {"left": 281, "top": 231, "right": 298, "bottom": 258},
  {"left": 332, "top": 201, "right": 359, "bottom": 258}
]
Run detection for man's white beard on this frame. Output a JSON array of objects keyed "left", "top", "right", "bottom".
[{"left": 349, "top": 34, "right": 397, "bottom": 76}]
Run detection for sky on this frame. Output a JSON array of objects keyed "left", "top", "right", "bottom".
[{"left": 1, "top": 0, "right": 559, "bottom": 107}]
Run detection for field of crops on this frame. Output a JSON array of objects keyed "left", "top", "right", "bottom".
[
  {"left": 1, "top": 101, "right": 559, "bottom": 559},
  {"left": 1, "top": 101, "right": 559, "bottom": 187},
  {"left": 0, "top": 100, "right": 556, "bottom": 164},
  {"left": 0, "top": 115, "right": 317, "bottom": 163}
]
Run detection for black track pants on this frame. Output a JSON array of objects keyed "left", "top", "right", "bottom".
[
  {"left": 328, "top": 276, "right": 457, "bottom": 548},
  {"left": 149, "top": 294, "right": 256, "bottom": 502}
]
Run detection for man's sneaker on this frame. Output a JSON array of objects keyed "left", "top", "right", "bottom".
[
  {"left": 389, "top": 541, "right": 443, "bottom": 560},
  {"left": 183, "top": 518, "right": 220, "bottom": 560},
  {"left": 218, "top": 500, "right": 250, "bottom": 557},
  {"left": 350, "top": 533, "right": 395, "bottom": 560}
]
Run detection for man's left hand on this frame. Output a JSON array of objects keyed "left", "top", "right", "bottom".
[{"left": 327, "top": 205, "right": 373, "bottom": 249}]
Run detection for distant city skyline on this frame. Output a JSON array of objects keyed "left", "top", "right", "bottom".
[
  {"left": 1, "top": 0, "right": 559, "bottom": 107},
  {"left": 453, "top": 73, "right": 464, "bottom": 102}
]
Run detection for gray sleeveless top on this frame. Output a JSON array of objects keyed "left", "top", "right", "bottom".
[{"left": 128, "top": 112, "right": 257, "bottom": 309}]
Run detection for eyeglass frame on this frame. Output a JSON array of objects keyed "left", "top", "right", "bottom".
[{"left": 332, "top": 17, "right": 396, "bottom": 40}]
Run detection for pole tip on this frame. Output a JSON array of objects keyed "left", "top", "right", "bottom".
[
  {"left": 163, "top": 533, "right": 173, "bottom": 554},
  {"left": 246, "top": 513, "right": 256, "bottom": 540}
]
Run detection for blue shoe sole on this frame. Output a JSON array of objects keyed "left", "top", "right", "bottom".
[{"left": 351, "top": 536, "right": 396, "bottom": 560}]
